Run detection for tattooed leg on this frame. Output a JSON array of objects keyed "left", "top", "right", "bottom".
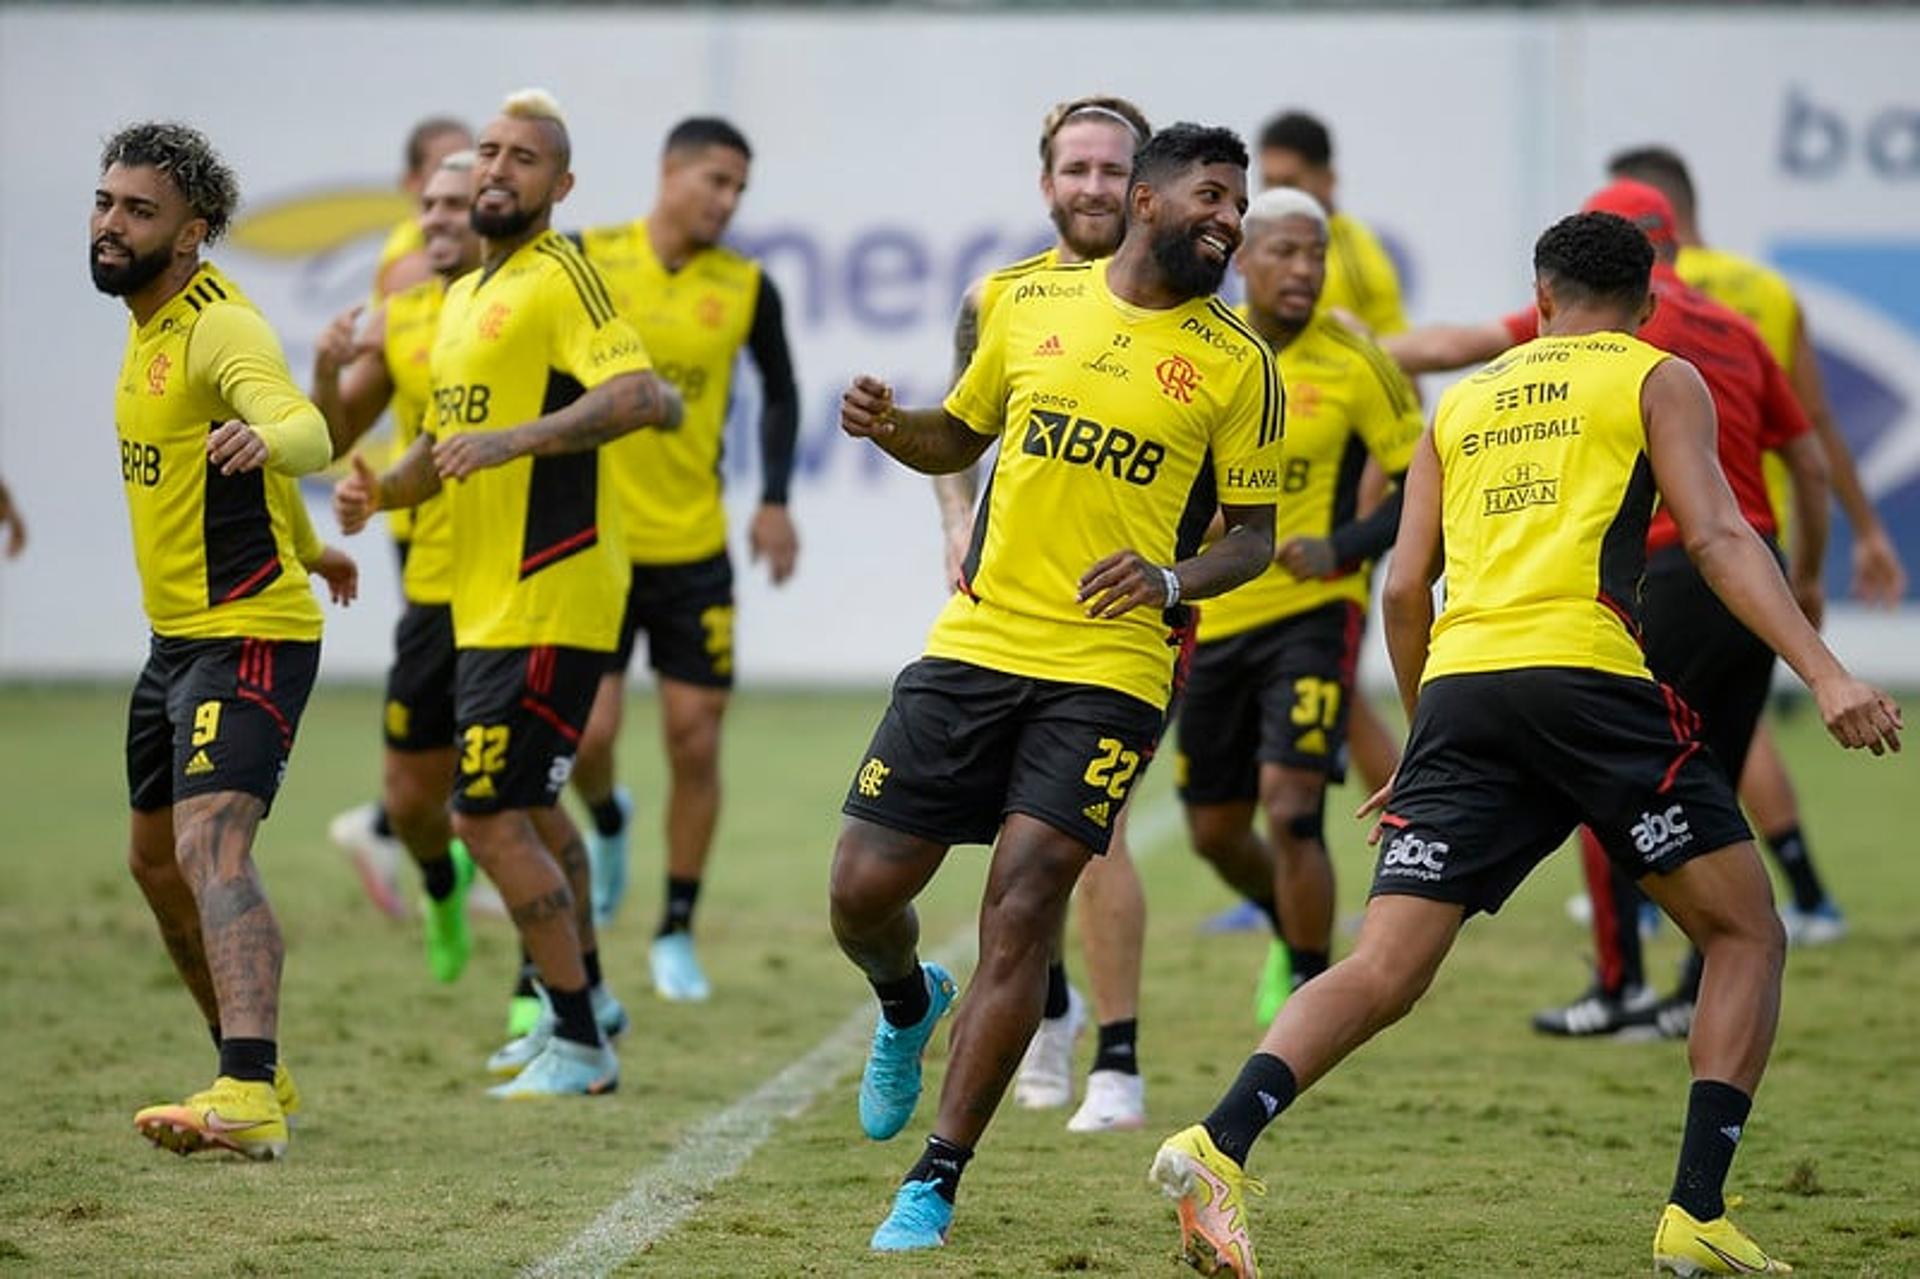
[
  {"left": 532, "top": 804, "right": 596, "bottom": 956},
  {"left": 455, "top": 808, "right": 586, "bottom": 991},
  {"left": 128, "top": 806, "right": 220, "bottom": 1029},
  {"left": 173, "top": 791, "right": 278, "bottom": 1042}
]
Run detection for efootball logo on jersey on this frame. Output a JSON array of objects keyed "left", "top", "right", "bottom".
[{"left": 1771, "top": 239, "right": 1920, "bottom": 600}]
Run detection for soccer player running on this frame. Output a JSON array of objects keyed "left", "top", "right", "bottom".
[
  {"left": 1178, "top": 188, "right": 1423, "bottom": 1027},
  {"left": 95, "top": 123, "right": 334, "bottom": 1160},
  {"left": 1611, "top": 144, "right": 1906, "bottom": 944},
  {"left": 936, "top": 94, "right": 1159, "bottom": 1134},
  {"left": 569, "top": 117, "right": 802, "bottom": 1004},
  {"left": 1386, "top": 181, "right": 1830, "bottom": 1041},
  {"left": 328, "top": 111, "right": 474, "bottom": 915},
  {"left": 836, "top": 123, "right": 1283, "bottom": 1252},
  {"left": 1154, "top": 210, "right": 1901, "bottom": 1279},
  {"left": 318, "top": 151, "right": 486, "bottom": 982},
  {"left": 336, "top": 91, "right": 682, "bottom": 1097}
]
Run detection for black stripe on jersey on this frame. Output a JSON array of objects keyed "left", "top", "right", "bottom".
[
  {"left": 519, "top": 371, "right": 600, "bottom": 578},
  {"left": 184, "top": 293, "right": 204, "bottom": 314},
  {"left": 535, "top": 240, "right": 616, "bottom": 328},
  {"left": 1596, "top": 452, "right": 1656, "bottom": 643},
  {"left": 1328, "top": 220, "right": 1373, "bottom": 313},
  {"left": 1323, "top": 323, "right": 1418, "bottom": 417},
  {"left": 201, "top": 277, "right": 229, "bottom": 302},
  {"left": 1327, "top": 433, "right": 1369, "bottom": 538},
  {"left": 1208, "top": 301, "right": 1284, "bottom": 447},
  {"left": 200, "top": 423, "right": 284, "bottom": 606},
  {"left": 1174, "top": 449, "right": 1218, "bottom": 563},
  {"left": 957, "top": 468, "right": 996, "bottom": 599},
  {"left": 987, "top": 251, "right": 1056, "bottom": 283}
]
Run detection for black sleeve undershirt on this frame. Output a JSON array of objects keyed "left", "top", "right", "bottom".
[{"left": 745, "top": 273, "right": 799, "bottom": 506}]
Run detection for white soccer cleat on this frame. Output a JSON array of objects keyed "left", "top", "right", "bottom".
[
  {"left": 1013, "top": 985, "right": 1085, "bottom": 1110},
  {"left": 329, "top": 801, "right": 408, "bottom": 920},
  {"left": 1066, "top": 1068, "right": 1145, "bottom": 1132}
]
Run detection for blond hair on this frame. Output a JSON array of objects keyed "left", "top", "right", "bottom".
[{"left": 499, "top": 89, "right": 570, "bottom": 166}]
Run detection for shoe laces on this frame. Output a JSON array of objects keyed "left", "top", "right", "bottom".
[{"left": 891, "top": 1181, "right": 952, "bottom": 1232}]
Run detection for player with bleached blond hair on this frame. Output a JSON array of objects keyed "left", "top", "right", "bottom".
[{"left": 337, "top": 89, "right": 682, "bottom": 1097}]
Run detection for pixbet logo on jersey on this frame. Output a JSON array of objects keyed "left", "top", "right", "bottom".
[{"left": 1631, "top": 805, "right": 1692, "bottom": 860}]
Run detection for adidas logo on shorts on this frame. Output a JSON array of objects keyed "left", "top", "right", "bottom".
[{"left": 1082, "top": 800, "right": 1111, "bottom": 828}]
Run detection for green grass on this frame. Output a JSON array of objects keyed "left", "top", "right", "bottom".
[{"left": 0, "top": 684, "right": 1915, "bottom": 1276}]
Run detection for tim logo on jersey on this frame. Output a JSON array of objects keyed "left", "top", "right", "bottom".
[{"left": 1022, "top": 408, "right": 1165, "bottom": 486}]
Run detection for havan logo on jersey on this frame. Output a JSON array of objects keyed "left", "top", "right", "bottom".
[
  {"left": 1483, "top": 460, "right": 1560, "bottom": 515},
  {"left": 1021, "top": 408, "right": 1166, "bottom": 486}
]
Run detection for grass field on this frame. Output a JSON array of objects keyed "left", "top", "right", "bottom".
[{"left": 0, "top": 683, "right": 1916, "bottom": 1277}]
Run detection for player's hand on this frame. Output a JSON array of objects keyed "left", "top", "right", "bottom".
[
  {"left": 840, "top": 376, "right": 898, "bottom": 439},
  {"left": 434, "top": 430, "right": 521, "bottom": 481},
  {"left": 750, "top": 503, "right": 799, "bottom": 585},
  {"left": 0, "top": 481, "right": 24, "bottom": 559},
  {"left": 1851, "top": 528, "right": 1909, "bottom": 606},
  {"left": 314, "top": 305, "right": 368, "bottom": 373},
  {"left": 1077, "top": 550, "right": 1170, "bottom": 620},
  {"left": 207, "top": 420, "right": 269, "bottom": 475},
  {"left": 942, "top": 515, "right": 974, "bottom": 593},
  {"left": 1356, "top": 772, "right": 1396, "bottom": 844},
  {"left": 1790, "top": 571, "right": 1825, "bottom": 631},
  {"left": 309, "top": 545, "right": 359, "bottom": 606},
  {"left": 333, "top": 452, "right": 380, "bottom": 535},
  {"left": 1811, "top": 673, "right": 1903, "bottom": 756},
  {"left": 1277, "top": 536, "right": 1337, "bottom": 580}
]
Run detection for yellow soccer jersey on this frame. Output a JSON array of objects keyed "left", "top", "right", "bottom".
[
  {"left": 430, "top": 231, "right": 652, "bottom": 650},
  {"left": 935, "top": 260, "right": 1284, "bottom": 708},
  {"left": 371, "top": 217, "right": 423, "bottom": 302},
  {"left": 579, "top": 219, "right": 760, "bottom": 564},
  {"left": 1202, "top": 313, "right": 1423, "bottom": 640},
  {"left": 976, "top": 248, "right": 1062, "bottom": 326},
  {"left": 384, "top": 277, "right": 452, "bottom": 603},
  {"left": 1324, "top": 212, "right": 1408, "bottom": 337},
  {"left": 113, "top": 263, "right": 331, "bottom": 641},
  {"left": 1425, "top": 332, "right": 1671, "bottom": 683}
]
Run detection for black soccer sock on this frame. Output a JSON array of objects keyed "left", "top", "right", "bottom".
[
  {"left": 207, "top": 1023, "right": 223, "bottom": 1050},
  {"left": 512, "top": 948, "right": 538, "bottom": 1000},
  {"left": 1288, "top": 949, "right": 1329, "bottom": 989},
  {"left": 1764, "top": 824, "right": 1829, "bottom": 912},
  {"left": 657, "top": 876, "right": 701, "bottom": 938},
  {"left": 372, "top": 805, "right": 394, "bottom": 839},
  {"left": 584, "top": 948, "right": 603, "bottom": 990},
  {"left": 873, "top": 967, "right": 931, "bottom": 1028},
  {"left": 547, "top": 985, "right": 599, "bottom": 1047},
  {"left": 1043, "top": 960, "right": 1071, "bottom": 1019},
  {"left": 1669, "top": 1079, "right": 1752, "bottom": 1221},
  {"left": 588, "top": 795, "right": 627, "bottom": 839},
  {"left": 1091, "top": 1019, "right": 1139, "bottom": 1076},
  {"left": 1203, "top": 1052, "right": 1298, "bottom": 1167},
  {"left": 904, "top": 1135, "right": 973, "bottom": 1204},
  {"left": 419, "top": 851, "right": 457, "bottom": 902},
  {"left": 218, "top": 1037, "right": 277, "bottom": 1084}
]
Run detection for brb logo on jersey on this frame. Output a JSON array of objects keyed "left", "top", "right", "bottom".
[
  {"left": 1631, "top": 805, "right": 1692, "bottom": 860},
  {"left": 1380, "top": 831, "right": 1449, "bottom": 882},
  {"left": 1022, "top": 408, "right": 1165, "bottom": 486}
]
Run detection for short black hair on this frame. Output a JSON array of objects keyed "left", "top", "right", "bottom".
[
  {"left": 1533, "top": 211, "right": 1655, "bottom": 312},
  {"left": 1257, "top": 111, "right": 1332, "bottom": 167},
  {"left": 1607, "top": 145, "right": 1697, "bottom": 220},
  {"left": 1131, "top": 123, "right": 1248, "bottom": 191},
  {"left": 665, "top": 116, "right": 752, "bottom": 161},
  {"left": 405, "top": 116, "right": 470, "bottom": 177},
  {"left": 100, "top": 121, "right": 240, "bottom": 243}
]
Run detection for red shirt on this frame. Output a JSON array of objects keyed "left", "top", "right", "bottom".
[{"left": 1502, "top": 263, "right": 1808, "bottom": 551}]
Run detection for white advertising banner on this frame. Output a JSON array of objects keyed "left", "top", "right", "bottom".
[{"left": 2, "top": 8, "right": 1915, "bottom": 683}]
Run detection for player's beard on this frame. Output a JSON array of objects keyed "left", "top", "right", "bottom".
[
  {"left": 90, "top": 238, "right": 172, "bottom": 297},
  {"left": 470, "top": 199, "right": 545, "bottom": 240},
  {"left": 1148, "top": 221, "right": 1229, "bottom": 299},
  {"left": 1049, "top": 200, "right": 1124, "bottom": 261}
]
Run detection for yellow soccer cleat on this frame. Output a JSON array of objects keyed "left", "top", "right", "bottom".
[
  {"left": 274, "top": 1060, "right": 302, "bottom": 1129},
  {"left": 135, "top": 1076, "right": 287, "bottom": 1161},
  {"left": 1654, "top": 1202, "right": 1792, "bottom": 1275},
  {"left": 1149, "top": 1125, "right": 1265, "bottom": 1278}
]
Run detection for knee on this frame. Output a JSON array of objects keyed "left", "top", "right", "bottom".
[
  {"left": 384, "top": 765, "right": 442, "bottom": 832},
  {"left": 828, "top": 835, "right": 890, "bottom": 930},
  {"left": 1349, "top": 944, "right": 1438, "bottom": 1021},
  {"left": 1186, "top": 811, "right": 1246, "bottom": 868},
  {"left": 450, "top": 811, "right": 489, "bottom": 856},
  {"left": 664, "top": 713, "right": 722, "bottom": 778},
  {"left": 1261, "top": 792, "right": 1326, "bottom": 857},
  {"left": 127, "top": 837, "right": 175, "bottom": 890}
]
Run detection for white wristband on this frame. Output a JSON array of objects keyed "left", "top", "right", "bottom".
[{"left": 1160, "top": 565, "right": 1182, "bottom": 608}]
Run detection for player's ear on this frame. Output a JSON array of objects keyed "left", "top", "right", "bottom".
[
  {"left": 1637, "top": 291, "right": 1658, "bottom": 330},
  {"left": 1532, "top": 276, "right": 1554, "bottom": 325},
  {"left": 175, "top": 217, "right": 208, "bottom": 258},
  {"left": 551, "top": 169, "right": 576, "bottom": 205},
  {"left": 1129, "top": 180, "right": 1154, "bottom": 223}
]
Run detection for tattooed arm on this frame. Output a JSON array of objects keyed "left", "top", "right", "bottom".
[
  {"left": 841, "top": 376, "right": 994, "bottom": 476},
  {"left": 433, "top": 370, "right": 683, "bottom": 480}
]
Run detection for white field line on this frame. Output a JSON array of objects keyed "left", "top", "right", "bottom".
[{"left": 526, "top": 800, "right": 1187, "bottom": 1278}]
